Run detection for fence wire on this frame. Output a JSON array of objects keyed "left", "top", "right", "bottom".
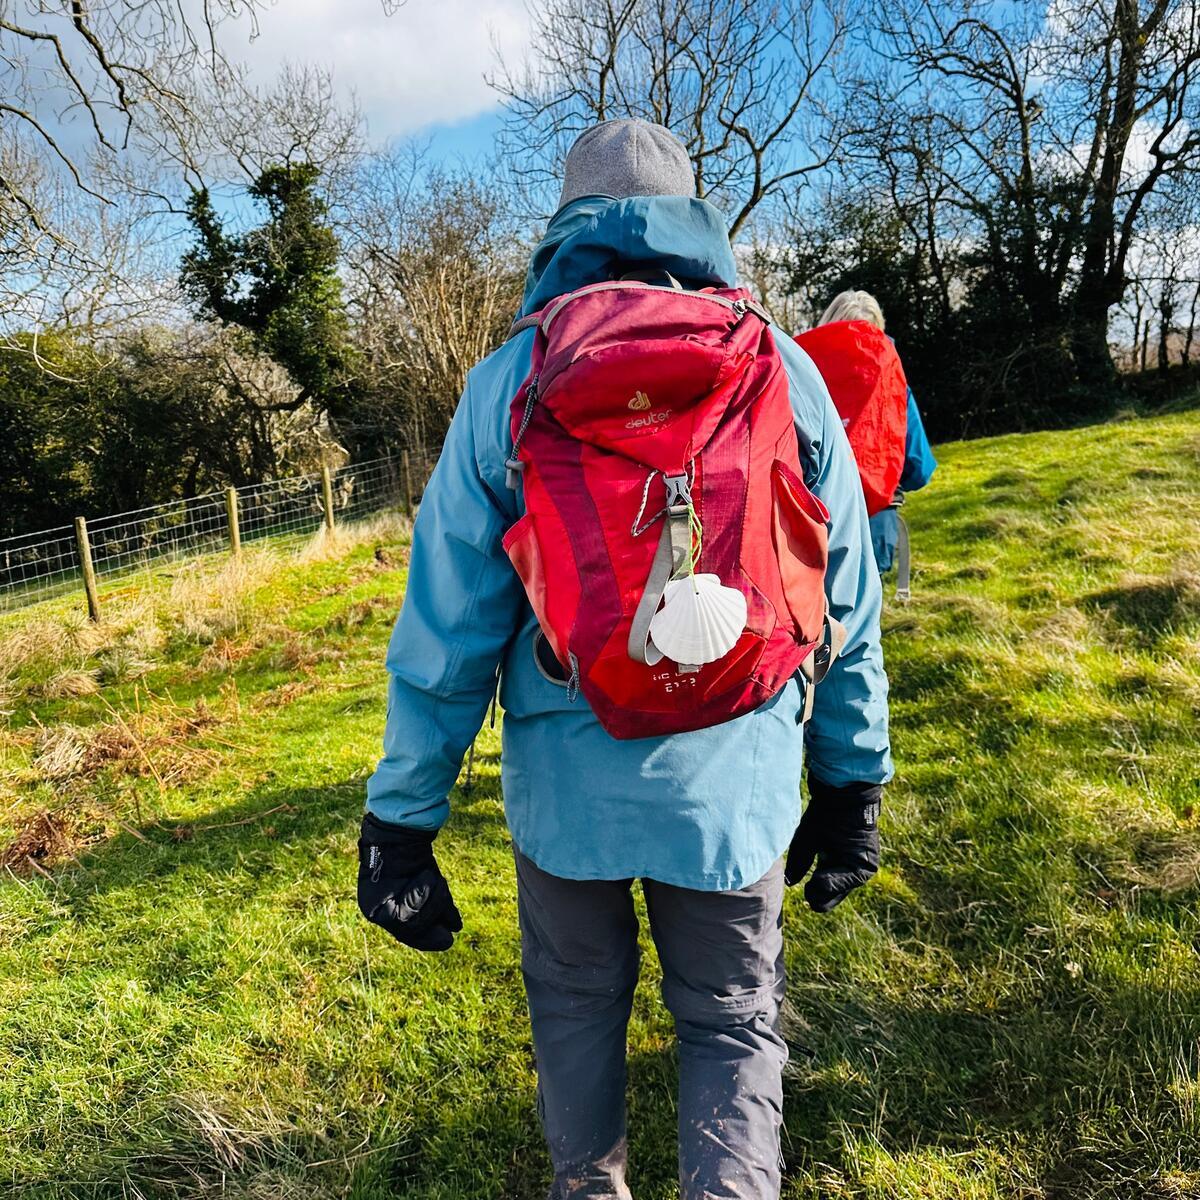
[{"left": 0, "top": 452, "right": 435, "bottom": 615}]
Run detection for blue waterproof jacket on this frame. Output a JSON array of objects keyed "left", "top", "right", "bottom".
[
  {"left": 870, "top": 389, "right": 937, "bottom": 574},
  {"left": 366, "top": 196, "right": 892, "bottom": 891}
]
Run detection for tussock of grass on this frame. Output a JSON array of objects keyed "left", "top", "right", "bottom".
[
  {"left": 295, "top": 511, "right": 411, "bottom": 565},
  {"left": 38, "top": 667, "right": 102, "bottom": 699},
  {"left": 169, "top": 552, "right": 282, "bottom": 644},
  {"left": 0, "top": 424, "right": 1198, "bottom": 1198},
  {"left": 31, "top": 724, "right": 91, "bottom": 780}
]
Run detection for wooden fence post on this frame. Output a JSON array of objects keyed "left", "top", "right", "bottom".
[
  {"left": 320, "top": 465, "right": 336, "bottom": 532},
  {"left": 74, "top": 516, "right": 101, "bottom": 622},
  {"left": 402, "top": 450, "right": 414, "bottom": 513},
  {"left": 225, "top": 487, "right": 241, "bottom": 555}
]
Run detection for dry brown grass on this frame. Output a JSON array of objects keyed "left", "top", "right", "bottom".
[
  {"left": 32, "top": 724, "right": 91, "bottom": 780},
  {"left": 37, "top": 668, "right": 102, "bottom": 699},
  {"left": 271, "top": 634, "right": 342, "bottom": 672},
  {"left": 21, "top": 689, "right": 234, "bottom": 795},
  {"left": 0, "top": 615, "right": 107, "bottom": 679},
  {"left": 168, "top": 551, "right": 280, "bottom": 644},
  {"left": 295, "top": 510, "right": 410, "bottom": 566},
  {"left": 251, "top": 679, "right": 320, "bottom": 710},
  {"left": 0, "top": 510, "right": 409, "bottom": 705},
  {"left": 0, "top": 598, "right": 165, "bottom": 704},
  {"left": 0, "top": 810, "right": 78, "bottom": 874},
  {"left": 197, "top": 635, "right": 259, "bottom": 673}
]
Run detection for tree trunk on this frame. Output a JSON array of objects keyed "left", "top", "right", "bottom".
[
  {"left": 1158, "top": 283, "right": 1176, "bottom": 375},
  {"left": 1183, "top": 280, "right": 1200, "bottom": 368},
  {"left": 1071, "top": 295, "right": 1119, "bottom": 388},
  {"left": 1072, "top": 0, "right": 1144, "bottom": 390}
]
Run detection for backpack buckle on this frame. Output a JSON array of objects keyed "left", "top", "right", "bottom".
[{"left": 663, "top": 473, "right": 692, "bottom": 510}]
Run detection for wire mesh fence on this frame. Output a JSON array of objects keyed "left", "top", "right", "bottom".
[{"left": 0, "top": 450, "right": 438, "bottom": 617}]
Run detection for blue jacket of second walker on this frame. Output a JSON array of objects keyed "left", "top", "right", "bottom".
[{"left": 870, "top": 388, "right": 937, "bottom": 574}]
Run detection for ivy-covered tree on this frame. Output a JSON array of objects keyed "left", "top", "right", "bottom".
[{"left": 180, "top": 162, "right": 357, "bottom": 424}]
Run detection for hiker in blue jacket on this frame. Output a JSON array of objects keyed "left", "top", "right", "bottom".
[
  {"left": 358, "top": 121, "right": 892, "bottom": 1200},
  {"left": 816, "top": 290, "right": 937, "bottom": 577}
]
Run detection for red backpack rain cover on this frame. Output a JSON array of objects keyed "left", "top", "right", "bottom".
[
  {"left": 793, "top": 320, "right": 908, "bottom": 516},
  {"left": 502, "top": 281, "right": 830, "bottom": 740}
]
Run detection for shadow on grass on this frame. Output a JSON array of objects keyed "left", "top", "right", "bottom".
[
  {"left": 16, "top": 764, "right": 512, "bottom": 916},
  {"left": 781, "top": 976, "right": 1200, "bottom": 1199},
  {"left": 9, "top": 718, "right": 1199, "bottom": 1198},
  {"left": 1084, "top": 571, "right": 1200, "bottom": 644}
]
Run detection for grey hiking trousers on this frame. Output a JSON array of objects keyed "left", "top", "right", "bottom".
[{"left": 514, "top": 850, "right": 788, "bottom": 1200}]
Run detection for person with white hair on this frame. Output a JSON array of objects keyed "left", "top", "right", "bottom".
[
  {"left": 818, "top": 289, "right": 887, "bottom": 329},
  {"left": 814, "top": 289, "right": 937, "bottom": 583}
]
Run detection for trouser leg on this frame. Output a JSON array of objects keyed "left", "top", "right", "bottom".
[
  {"left": 514, "top": 849, "right": 639, "bottom": 1200},
  {"left": 645, "top": 861, "right": 788, "bottom": 1200}
]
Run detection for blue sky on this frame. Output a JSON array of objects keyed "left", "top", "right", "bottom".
[{"left": 222, "top": 0, "right": 528, "bottom": 162}]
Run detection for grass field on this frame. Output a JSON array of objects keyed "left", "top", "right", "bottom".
[{"left": 2, "top": 410, "right": 1199, "bottom": 1199}]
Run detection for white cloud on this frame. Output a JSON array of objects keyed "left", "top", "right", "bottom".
[{"left": 223, "top": 0, "right": 532, "bottom": 141}]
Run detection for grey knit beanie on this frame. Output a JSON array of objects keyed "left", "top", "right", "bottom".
[{"left": 558, "top": 119, "right": 696, "bottom": 209}]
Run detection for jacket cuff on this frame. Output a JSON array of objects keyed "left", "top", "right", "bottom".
[
  {"left": 807, "top": 776, "right": 883, "bottom": 825},
  {"left": 359, "top": 813, "right": 439, "bottom": 876}
]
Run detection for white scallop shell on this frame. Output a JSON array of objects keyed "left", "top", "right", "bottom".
[{"left": 647, "top": 573, "right": 747, "bottom": 666}]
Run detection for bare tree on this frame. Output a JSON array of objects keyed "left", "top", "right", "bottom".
[
  {"left": 867, "top": 0, "right": 1200, "bottom": 385},
  {"left": 0, "top": 0, "right": 268, "bottom": 360},
  {"left": 490, "top": 0, "right": 851, "bottom": 237},
  {"left": 118, "top": 61, "right": 365, "bottom": 218},
  {"left": 0, "top": 1, "right": 260, "bottom": 241},
  {"left": 342, "top": 151, "right": 527, "bottom": 449}
]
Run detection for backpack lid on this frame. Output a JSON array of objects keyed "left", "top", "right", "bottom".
[
  {"left": 529, "top": 281, "right": 767, "bottom": 475},
  {"left": 794, "top": 320, "right": 908, "bottom": 515}
]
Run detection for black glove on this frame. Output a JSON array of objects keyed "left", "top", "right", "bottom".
[
  {"left": 357, "top": 813, "right": 463, "bottom": 951},
  {"left": 785, "top": 777, "right": 881, "bottom": 912}
]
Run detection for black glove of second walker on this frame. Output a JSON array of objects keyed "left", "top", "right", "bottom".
[
  {"left": 785, "top": 777, "right": 882, "bottom": 912},
  {"left": 357, "top": 813, "right": 463, "bottom": 951}
]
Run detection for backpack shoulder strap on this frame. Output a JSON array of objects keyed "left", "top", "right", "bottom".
[{"left": 894, "top": 513, "right": 912, "bottom": 602}]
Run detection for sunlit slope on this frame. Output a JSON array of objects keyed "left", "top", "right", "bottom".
[{"left": 0, "top": 412, "right": 1197, "bottom": 1199}]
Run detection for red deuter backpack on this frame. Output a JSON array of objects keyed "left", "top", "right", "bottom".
[
  {"left": 501, "top": 281, "right": 838, "bottom": 741},
  {"left": 793, "top": 320, "right": 908, "bottom": 516}
]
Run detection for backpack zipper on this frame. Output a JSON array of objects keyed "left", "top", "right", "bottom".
[{"left": 540, "top": 281, "right": 762, "bottom": 336}]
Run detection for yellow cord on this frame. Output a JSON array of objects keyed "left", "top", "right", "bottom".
[{"left": 687, "top": 503, "right": 703, "bottom": 585}]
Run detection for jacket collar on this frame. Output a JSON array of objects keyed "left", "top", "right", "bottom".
[{"left": 519, "top": 195, "right": 738, "bottom": 318}]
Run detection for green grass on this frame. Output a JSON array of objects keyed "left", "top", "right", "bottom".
[{"left": 2, "top": 413, "right": 1199, "bottom": 1198}]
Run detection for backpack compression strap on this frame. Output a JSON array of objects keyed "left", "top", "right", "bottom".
[{"left": 887, "top": 489, "right": 911, "bottom": 602}]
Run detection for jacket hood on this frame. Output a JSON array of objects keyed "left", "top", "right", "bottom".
[{"left": 519, "top": 195, "right": 738, "bottom": 317}]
